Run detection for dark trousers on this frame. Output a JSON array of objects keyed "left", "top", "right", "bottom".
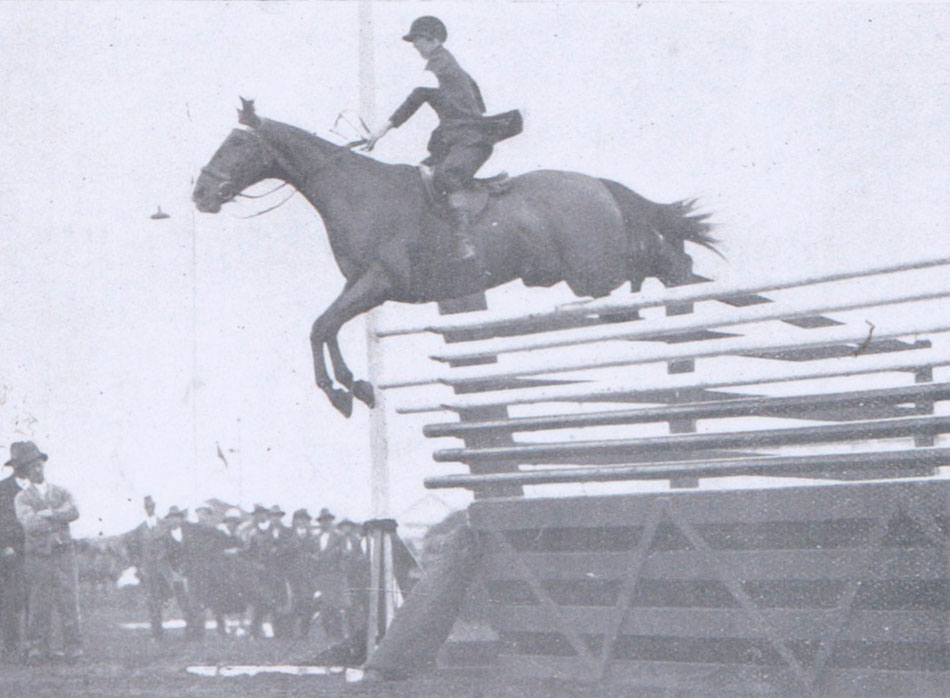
[
  {"left": 431, "top": 143, "right": 493, "bottom": 195},
  {"left": 24, "top": 548, "right": 81, "bottom": 657},
  {"left": 0, "top": 557, "right": 24, "bottom": 655},
  {"left": 170, "top": 578, "right": 204, "bottom": 639},
  {"left": 140, "top": 573, "right": 167, "bottom": 639}
]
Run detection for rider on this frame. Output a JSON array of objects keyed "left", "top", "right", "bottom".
[{"left": 364, "top": 16, "right": 521, "bottom": 261}]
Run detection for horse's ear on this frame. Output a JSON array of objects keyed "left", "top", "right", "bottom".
[{"left": 237, "top": 97, "right": 261, "bottom": 129}]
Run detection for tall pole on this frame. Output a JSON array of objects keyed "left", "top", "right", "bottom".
[{"left": 359, "top": 1, "right": 390, "bottom": 519}]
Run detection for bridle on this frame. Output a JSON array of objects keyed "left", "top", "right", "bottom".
[{"left": 198, "top": 127, "right": 364, "bottom": 217}]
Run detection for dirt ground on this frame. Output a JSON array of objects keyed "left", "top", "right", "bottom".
[{"left": 0, "top": 591, "right": 617, "bottom": 698}]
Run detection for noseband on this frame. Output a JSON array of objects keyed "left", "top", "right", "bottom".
[{"left": 200, "top": 127, "right": 361, "bottom": 211}]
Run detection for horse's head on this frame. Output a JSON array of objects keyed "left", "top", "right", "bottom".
[{"left": 193, "top": 103, "right": 276, "bottom": 213}]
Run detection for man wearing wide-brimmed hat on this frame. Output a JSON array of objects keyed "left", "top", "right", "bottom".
[
  {"left": 0, "top": 442, "right": 35, "bottom": 660},
  {"left": 161, "top": 506, "right": 205, "bottom": 640},
  {"left": 287, "top": 508, "right": 319, "bottom": 638},
  {"left": 248, "top": 505, "right": 293, "bottom": 639},
  {"left": 313, "top": 508, "right": 347, "bottom": 643},
  {"left": 11, "top": 441, "right": 82, "bottom": 664}
]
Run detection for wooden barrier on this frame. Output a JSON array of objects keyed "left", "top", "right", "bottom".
[{"left": 377, "top": 257, "right": 950, "bottom": 694}]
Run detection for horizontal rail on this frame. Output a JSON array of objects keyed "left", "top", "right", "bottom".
[
  {"left": 427, "top": 283, "right": 950, "bottom": 364},
  {"left": 433, "top": 414, "right": 950, "bottom": 464},
  {"left": 376, "top": 255, "right": 950, "bottom": 338},
  {"left": 398, "top": 343, "right": 945, "bottom": 414},
  {"left": 424, "top": 447, "right": 950, "bottom": 489},
  {"left": 382, "top": 314, "right": 950, "bottom": 391},
  {"left": 423, "top": 381, "right": 950, "bottom": 439}
]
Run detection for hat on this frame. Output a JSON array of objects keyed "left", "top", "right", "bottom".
[
  {"left": 292, "top": 508, "right": 312, "bottom": 522},
  {"left": 166, "top": 506, "right": 186, "bottom": 519},
  {"left": 338, "top": 518, "right": 358, "bottom": 530},
  {"left": 4, "top": 441, "right": 47, "bottom": 470},
  {"left": 268, "top": 505, "right": 285, "bottom": 517},
  {"left": 143, "top": 495, "right": 155, "bottom": 507},
  {"left": 403, "top": 16, "right": 447, "bottom": 43},
  {"left": 317, "top": 507, "right": 335, "bottom": 522},
  {"left": 196, "top": 505, "right": 214, "bottom": 514},
  {"left": 224, "top": 507, "right": 243, "bottom": 520},
  {"left": 252, "top": 503, "right": 268, "bottom": 515}
]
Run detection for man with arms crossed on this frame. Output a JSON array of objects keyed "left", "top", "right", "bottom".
[{"left": 12, "top": 441, "right": 81, "bottom": 664}]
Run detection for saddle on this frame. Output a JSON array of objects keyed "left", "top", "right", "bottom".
[{"left": 419, "top": 167, "right": 513, "bottom": 221}]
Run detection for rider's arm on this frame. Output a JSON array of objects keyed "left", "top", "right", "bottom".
[{"left": 364, "top": 87, "right": 436, "bottom": 151}]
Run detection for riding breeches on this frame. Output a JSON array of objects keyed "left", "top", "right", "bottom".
[{"left": 431, "top": 143, "right": 493, "bottom": 195}]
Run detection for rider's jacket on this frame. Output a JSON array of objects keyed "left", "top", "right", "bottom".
[{"left": 388, "top": 46, "right": 522, "bottom": 166}]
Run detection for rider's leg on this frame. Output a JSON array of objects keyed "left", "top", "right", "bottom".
[{"left": 434, "top": 144, "right": 492, "bottom": 260}]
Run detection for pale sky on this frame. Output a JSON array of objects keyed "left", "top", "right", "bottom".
[{"left": 1, "top": 1, "right": 948, "bottom": 536}]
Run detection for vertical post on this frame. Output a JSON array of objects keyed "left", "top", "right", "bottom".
[
  {"left": 382, "top": 532, "right": 396, "bottom": 631},
  {"left": 359, "top": 0, "right": 390, "bottom": 520},
  {"left": 365, "top": 525, "right": 383, "bottom": 658}
]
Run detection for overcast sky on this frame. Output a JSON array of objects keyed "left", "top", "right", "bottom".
[{"left": 1, "top": 1, "right": 948, "bottom": 537}]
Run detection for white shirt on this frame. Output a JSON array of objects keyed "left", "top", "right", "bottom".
[
  {"left": 170, "top": 527, "right": 183, "bottom": 543},
  {"left": 145, "top": 515, "right": 158, "bottom": 529},
  {"left": 14, "top": 477, "right": 29, "bottom": 491},
  {"left": 319, "top": 531, "right": 331, "bottom": 550}
]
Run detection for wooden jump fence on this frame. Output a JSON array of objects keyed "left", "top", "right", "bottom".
[{"left": 377, "top": 256, "right": 950, "bottom": 697}]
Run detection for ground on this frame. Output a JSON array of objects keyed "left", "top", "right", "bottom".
[{"left": 0, "top": 590, "right": 625, "bottom": 698}]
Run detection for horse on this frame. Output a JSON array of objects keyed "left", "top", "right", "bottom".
[{"left": 193, "top": 99, "right": 716, "bottom": 416}]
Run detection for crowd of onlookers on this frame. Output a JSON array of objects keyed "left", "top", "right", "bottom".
[
  {"left": 0, "top": 439, "right": 375, "bottom": 667},
  {"left": 122, "top": 495, "right": 371, "bottom": 647}
]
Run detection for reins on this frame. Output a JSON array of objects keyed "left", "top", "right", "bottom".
[{"left": 209, "top": 120, "right": 367, "bottom": 220}]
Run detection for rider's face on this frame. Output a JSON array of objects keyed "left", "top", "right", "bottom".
[{"left": 412, "top": 36, "right": 441, "bottom": 59}]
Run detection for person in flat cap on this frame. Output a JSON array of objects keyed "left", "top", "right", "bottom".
[
  {"left": 11, "top": 441, "right": 82, "bottom": 663},
  {"left": 363, "top": 15, "right": 522, "bottom": 263},
  {"left": 0, "top": 442, "right": 38, "bottom": 660}
]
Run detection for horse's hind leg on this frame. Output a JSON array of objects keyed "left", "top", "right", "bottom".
[{"left": 327, "top": 337, "right": 375, "bottom": 408}]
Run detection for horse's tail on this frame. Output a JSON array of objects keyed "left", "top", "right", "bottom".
[{"left": 599, "top": 178, "right": 720, "bottom": 257}]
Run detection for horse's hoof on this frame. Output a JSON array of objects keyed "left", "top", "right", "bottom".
[
  {"left": 352, "top": 380, "right": 376, "bottom": 408},
  {"left": 330, "top": 389, "right": 353, "bottom": 418}
]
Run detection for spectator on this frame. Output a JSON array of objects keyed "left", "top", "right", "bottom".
[
  {"left": 338, "top": 519, "right": 370, "bottom": 639},
  {"left": 12, "top": 441, "right": 82, "bottom": 664},
  {"left": 162, "top": 507, "right": 204, "bottom": 640},
  {"left": 314, "top": 508, "right": 347, "bottom": 643},
  {"left": 124, "top": 496, "right": 170, "bottom": 640},
  {"left": 0, "top": 445, "right": 31, "bottom": 661},
  {"left": 247, "top": 505, "right": 293, "bottom": 638},
  {"left": 288, "top": 508, "right": 319, "bottom": 639}
]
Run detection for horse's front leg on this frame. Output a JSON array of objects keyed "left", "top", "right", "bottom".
[
  {"left": 327, "top": 336, "right": 375, "bottom": 408},
  {"left": 310, "top": 269, "right": 392, "bottom": 416}
]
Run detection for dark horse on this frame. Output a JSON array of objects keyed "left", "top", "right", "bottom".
[{"left": 193, "top": 99, "right": 716, "bottom": 416}]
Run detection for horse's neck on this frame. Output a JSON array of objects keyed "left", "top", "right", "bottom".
[{"left": 259, "top": 121, "right": 399, "bottom": 273}]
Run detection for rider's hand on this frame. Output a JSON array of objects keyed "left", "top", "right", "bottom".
[{"left": 361, "top": 121, "right": 392, "bottom": 152}]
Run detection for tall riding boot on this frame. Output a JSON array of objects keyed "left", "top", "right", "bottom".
[{"left": 450, "top": 208, "right": 476, "bottom": 261}]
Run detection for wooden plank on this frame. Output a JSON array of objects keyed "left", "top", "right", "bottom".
[
  {"left": 479, "top": 548, "right": 948, "bottom": 583},
  {"left": 467, "top": 480, "right": 949, "bottom": 530},
  {"left": 423, "top": 382, "right": 950, "bottom": 438},
  {"left": 378, "top": 255, "right": 950, "bottom": 338},
  {"left": 383, "top": 312, "right": 948, "bottom": 391},
  {"left": 435, "top": 415, "right": 950, "bottom": 464},
  {"left": 483, "top": 605, "right": 949, "bottom": 644},
  {"left": 398, "top": 341, "right": 942, "bottom": 415},
  {"left": 426, "top": 447, "right": 950, "bottom": 490}
]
